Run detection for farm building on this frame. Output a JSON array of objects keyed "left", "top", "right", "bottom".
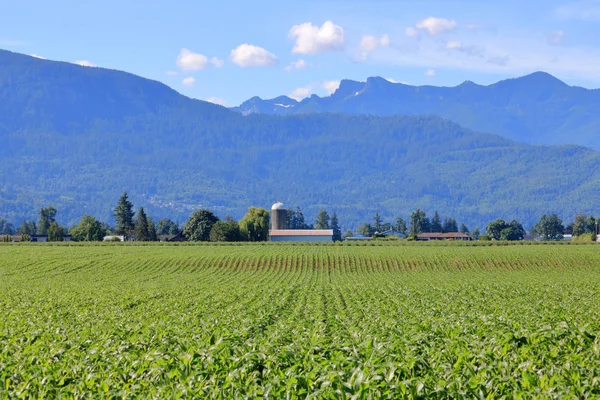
[
  {"left": 417, "top": 232, "right": 471, "bottom": 241},
  {"left": 269, "top": 202, "right": 333, "bottom": 242}
]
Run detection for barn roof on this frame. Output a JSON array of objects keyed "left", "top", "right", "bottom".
[{"left": 269, "top": 229, "right": 333, "bottom": 236}]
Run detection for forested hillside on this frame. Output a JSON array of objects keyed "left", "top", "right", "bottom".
[
  {"left": 2, "top": 49, "right": 600, "bottom": 229},
  {"left": 233, "top": 74, "right": 600, "bottom": 150}
]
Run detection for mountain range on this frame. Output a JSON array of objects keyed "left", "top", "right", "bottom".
[
  {"left": 1, "top": 49, "right": 600, "bottom": 230},
  {"left": 233, "top": 73, "right": 600, "bottom": 150}
]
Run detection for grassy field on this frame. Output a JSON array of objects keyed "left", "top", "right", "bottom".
[{"left": 1, "top": 243, "right": 600, "bottom": 398}]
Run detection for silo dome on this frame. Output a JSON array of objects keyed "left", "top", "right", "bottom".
[{"left": 272, "top": 202, "right": 285, "bottom": 210}]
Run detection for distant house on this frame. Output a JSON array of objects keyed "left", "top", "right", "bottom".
[
  {"left": 380, "top": 230, "right": 407, "bottom": 238},
  {"left": 345, "top": 234, "right": 373, "bottom": 241},
  {"left": 103, "top": 235, "right": 125, "bottom": 242},
  {"left": 270, "top": 229, "right": 333, "bottom": 242},
  {"left": 30, "top": 234, "right": 72, "bottom": 242},
  {"left": 417, "top": 232, "right": 471, "bottom": 241},
  {"left": 159, "top": 233, "right": 186, "bottom": 242}
]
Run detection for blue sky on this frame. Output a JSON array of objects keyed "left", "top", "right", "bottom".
[{"left": 2, "top": 0, "right": 600, "bottom": 105}]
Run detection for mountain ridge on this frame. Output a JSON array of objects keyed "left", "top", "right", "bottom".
[
  {"left": 232, "top": 71, "right": 600, "bottom": 150},
  {"left": 2, "top": 49, "right": 600, "bottom": 230}
]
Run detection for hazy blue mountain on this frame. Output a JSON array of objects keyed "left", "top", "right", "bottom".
[
  {"left": 233, "top": 73, "right": 600, "bottom": 150},
  {"left": 2, "top": 49, "right": 600, "bottom": 231}
]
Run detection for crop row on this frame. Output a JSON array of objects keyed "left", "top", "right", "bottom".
[{"left": 1, "top": 244, "right": 600, "bottom": 397}]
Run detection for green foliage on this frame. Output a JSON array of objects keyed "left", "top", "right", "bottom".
[
  {"left": 331, "top": 213, "right": 342, "bottom": 242},
  {"left": 479, "top": 234, "right": 491, "bottom": 241},
  {"left": 37, "top": 206, "right": 57, "bottom": 235},
  {"left": 17, "top": 220, "right": 36, "bottom": 236},
  {"left": 342, "top": 230, "right": 354, "bottom": 240},
  {"left": 209, "top": 221, "right": 241, "bottom": 242},
  {"left": 69, "top": 215, "right": 107, "bottom": 242},
  {"left": 315, "top": 209, "right": 330, "bottom": 230},
  {"left": 47, "top": 221, "right": 65, "bottom": 242},
  {"left": 0, "top": 218, "right": 15, "bottom": 235},
  {"left": 19, "top": 233, "right": 30, "bottom": 242},
  {"left": 156, "top": 218, "right": 180, "bottom": 235},
  {"left": 114, "top": 192, "right": 135, "bottom": 235},
  {"left": 134, "top": 207, "right": 150, "bottom": 242},
  {"left": 410, "top": 209, "right": 430, "bottom": 235},
  {"left": 183, "top": 209, "right": 219, "bottom": 242},
  {"left": 534, "top": 214, "right": 565, "bottom": 241},
  {"left": 486, "top": 219, "right": 525, "bottom": 241},
  {"left": 1, "top": 234, "right": 11, "bottom": 242},
  {"left": 395, "top": 217, "right": 407, "bottom": 234},
  {"left": 573, "top": 214, "right": 588, "bottom": 236},
  {"left": 470, "top": 227, "right": 481, "bottom": 240},
  {"left": 431, "top": 211, "right": 442, "bottom": 233},
  {"left": 442, "top": 217, "right": 458, "bottom": 233},
  {"left": 239, "top": 207, "right": 269, "bottom": 242},
  {"left": 2, "top": 244, "right": 600, "bottom": 397}
]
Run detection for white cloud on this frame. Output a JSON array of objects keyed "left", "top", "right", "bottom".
[
  {"left": 289, "top": 21, "right": 345, "bottom": 54},
  {"left": 446, "top": 40, "right": 462, "bottom": 49},
  {"left": 405, "top": 27, "right": 419, "bottom": 37},
  {"left": 29, "top": 54, "right": 46, "bottom": 59},
  {"left": 284, "top": 59, "right": 308, "bottom": 72},
  {"left": 548, "top": 30, "right": 565, "bottom": 46},
  {"left": 176, "top": 48, "right": 208, "bottom": 71},
  {"left": 289, "top": 85, "right": 314, "bottom": 101},
  {"left": 230, "top": 44, "right": 278, "bottom": 67},
  {"left": 206, "top": 97, "right": 229, "bottom": 106},
  {"left": 74, "top": 60, "right": 97, "bottom": 67},
  {"left": 211, "top": 57, "right": 225, "bottom": 68},
  {"left": 424, "top": 69, "right": 436, "bottom": 77},
  {"left": 166, "top": 70, "right": 179, "bottom": 76},
  {"left": 322, "top": 80, "right": 340, "bottom": 95},
  {"left": 415, "top": 17, "right": 457, "bottom": 36},
  {"left": 358, "top": 34, "right": 390, "bottom": 60},
  {"left": 182, "top": 77, "right": 196, "bottom": 87}
]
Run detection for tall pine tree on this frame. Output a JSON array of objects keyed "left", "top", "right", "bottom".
[
  {"left": 431, "top": 211, "right": 442, "bottom": 233},
  {"left": 331, "top": 213, "right": 342, "bottom": 242},
  {"left": 315, "top": 209, "right": 330, "bottom": 229},
  {"left": 114, "top": 192, "right": 135, "bottom": 235},
  {"left": 134, "top": 207, "right": 150, "bottom": 241}
]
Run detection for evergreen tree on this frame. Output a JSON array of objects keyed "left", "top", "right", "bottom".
[
  {"left": 210, "top": 221, "right": 241, "bottom": 242},
  {"left": 331, "top": 213, "right": 342, "bottom": 242},
  {"left": 459, "top": 223, "right": 469, "bottom": 234},
  {"left": 295, "top": 207, "right": 307, "bottom": 229},
  {"left": 373, "top": 213, "right": 382, "bottom": 233},
  {"left": 586, "top": 215, "right": 597, "bottom": 234},
  {"left": 443, "top": 217, "right": 458, "bottom": 232},
  {"left": 156, "top": 218, "right": 180, "bottom": 235},
  {"left": 148, "top": 216, "right": 157, "bottom": 241},
  {"left": 395, "top": 217, "right": 407, "bottom": 234},
  {"left": 114, "top": 192, "right": 135, "bottom": 235},
  {"left": 409, "top": 209, "right": 429, "bottom": 235},
  {"left": 47, "top": 221, "right": 64, "bottom": 242},
  {"left": 0, "top": 218, "right": 15, "bottom": 235},
  {"left": 431, "top": 211, "right": 442, "bottom": 233},
  {"left": 315, "top": 209, "right": 330, "bottom": 229},
  {"left": 572, "top": 214, "right": 587, "bottom": 236},
  {"left": 37, "top": 206, "right": 57, "bottom": 235},
  {"left": 134, "top": 207, "right": 150, "bottom": 241},
  {"left": 17, "top": 220, "right": 36, "bottom": 236}
]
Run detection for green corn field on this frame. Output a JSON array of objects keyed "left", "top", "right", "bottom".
[{"left": 1, "top": 243, "right": 600, "bottom": 398}]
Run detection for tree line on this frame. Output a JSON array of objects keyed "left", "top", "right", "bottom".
[{"left": 0, "top": 198, "right": 597, "bottom": 242}]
